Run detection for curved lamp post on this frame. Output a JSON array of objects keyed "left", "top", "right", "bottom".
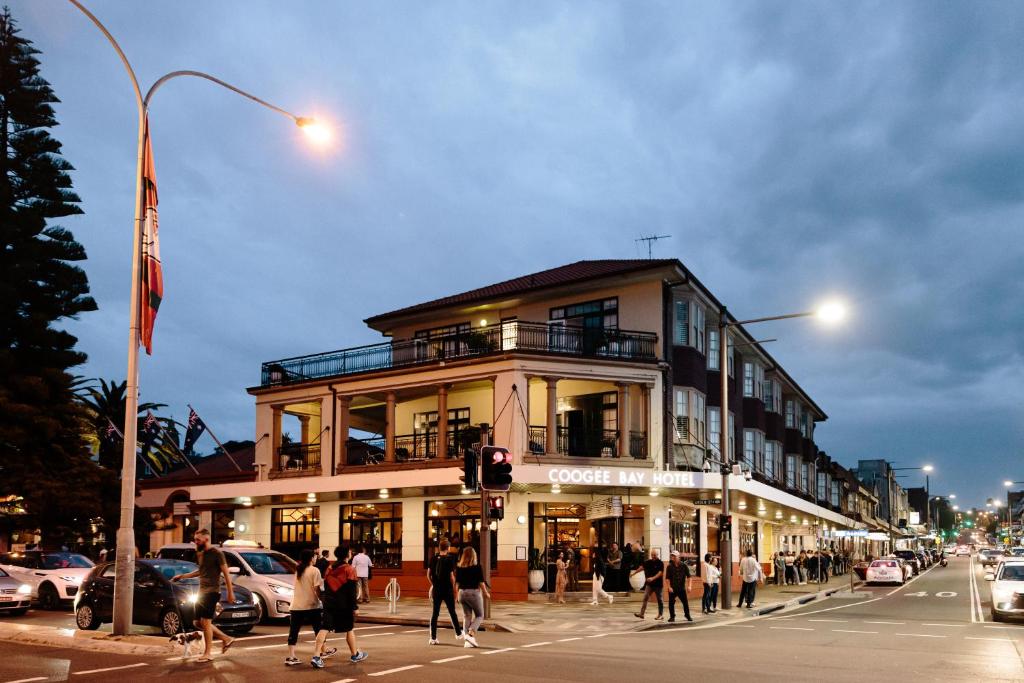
[{"left": 68, "top": 0, "right": 326, "bottom": 635}]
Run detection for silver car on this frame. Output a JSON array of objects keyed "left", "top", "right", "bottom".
[{"left": 0, "top": 566, "right": 32, "bottom": 616}]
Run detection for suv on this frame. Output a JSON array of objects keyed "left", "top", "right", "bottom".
[
  {"left": 979, "top": 548, "right": 1006, "bottom": 568},
  {"left": 157, "top": 541, "right": 296, "bottom": 620},
  {"left": 0, "top": 551, "right": 95, "bottom": 610},
  {"left": 986, "top": 559, "right": 1024, "bottom": 622},
  {"left": 892, "top": 550, "right": 921, "bottom": 576}
]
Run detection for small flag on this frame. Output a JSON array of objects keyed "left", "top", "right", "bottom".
[
  {"left": 140, "top": 411, "right": 161, "bottom": 459},
  {"left": 183, "top": 407, "right": 207, "bottom": 456},
  {"left": 139, "top": 115, "right": 163, "bottom": 355},
  {"left": 102, "top": 417, "right": 123, "bottom": 446}
]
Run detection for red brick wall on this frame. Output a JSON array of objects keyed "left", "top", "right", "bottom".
[{"left": 363, "top": 560, "right": 529, "bottom": 602}]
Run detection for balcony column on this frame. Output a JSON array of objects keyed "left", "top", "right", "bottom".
[
  {"left": 298, "top": 415, "right": 311, "bottom": 444},
  {"left": 384, "top": 391, "right": 397, "bottom": 463},
  {"left": 271, "top": 406, "right": 283, "bottom": 468},
  {"left": 617, "top": 383, "right": 630, "bottom": 458},
  {"left": 545, "top": 377, "right": 558, "bottom": 455},
  {"left": 437, "top": 384, "right": 449, "bottom": 459},
  {"left": 336, "top": 395, "right": 351, "bottom": 472}
]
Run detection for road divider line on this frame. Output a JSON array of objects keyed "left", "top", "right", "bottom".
[
  {"left": 922, "top": 623, "right": 965, "bottom": 627},
  {"left": 431, "top": 655, "right": 473, "bottom": 663},
  {"left": 808, "top": 619, "right": 847, "bottom": 623},
  {"left": 6, "top": 678, "right": 49, "bottom": 683},
  {"left": 521, "top": 642, "right": 552, "bottom": 648},
  {"left": 966, "top": 636, "right": 1014, "bottom": 642},
  {"left": 865, "top": 621, "right": 904, "bottom": 625},
  {"left": 983, "top": 626, "right": 1020, "bottom": 630},
  {"left": 481, "top": 648, "right": 517, "bottom": 655},
  {"left": 770, "top": 626, "right": 814, "bottom": 631},
  {"left": 895, "top": 633, "right": 946, "bottom": 638},
  {"left": 369, "top": 665, "right": 423, "bottom": 677},
  {"left": 557, "top": 637, "right": 582, "bottom": 642},
  {"left": 71, "top": 663, "right": 149, "bottom": 676},
  {"left": 832, "top": 629, "right": 878, "bottom": 634},
  {"left": 585, "top": 634, "right": 609, "bottom": 638},
  {"left": 328, "top": 679, "right": 356, "bottom": 683}
]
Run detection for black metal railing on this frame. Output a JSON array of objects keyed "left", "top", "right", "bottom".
[
  {"left": 270, "top": 443, "right": 321, "bottom": 478},
  {"left": 629, "top": 431, "right": 648, "bottom": 459},
  {"left": 527, "top": 426, "right": 548, "bottom": 454},
  {"left": 261, "top": 321, "right": 658, "bottom": 386},
  {"left": 343, "top": 427, "right": 485, "bottom": 467},
  {"left": 524, "top": 425, "right": 648, "bottom": 459}
]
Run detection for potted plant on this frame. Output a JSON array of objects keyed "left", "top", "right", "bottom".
[{"left": 528, "top": 548, "right": 545, "bottom": 592}]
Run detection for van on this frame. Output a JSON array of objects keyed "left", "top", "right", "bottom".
[{"left": 157, "top": 541, "right": 297, "bottom": 620}]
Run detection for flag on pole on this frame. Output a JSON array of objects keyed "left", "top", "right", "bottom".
[
  {"left": 140, "top": 411, "right": 161, "bottom": 461},
  {"left": 102, "top": 417, "right": 123, "bottom": 446},
  {"left": 139, "top": 115, "right": 163, "bottom": 355},
  {"left": 183, "top": 407, "right": 207, "bottom": 456}
]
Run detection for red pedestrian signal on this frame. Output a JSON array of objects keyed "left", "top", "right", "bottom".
[
  {"left": 488, "top": 495, "right": 505, "bottom": 520},
  {"left": 480, "top": 446, "right": 512, "bottom": 491}
]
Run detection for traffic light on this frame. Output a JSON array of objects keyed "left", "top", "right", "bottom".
[
  {"left": 461, "top": 448, "right": 478, "bottom": 491},
  {"left": 480, "top": 446, "right": 512, "bottom": 491},
  {"left": 488, "top": 495, "right": 505, "bottom": 520},
  {"left": 719, "top": 514, "right": 732, "bottom": 533}
]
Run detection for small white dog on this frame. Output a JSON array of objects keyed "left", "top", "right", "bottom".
[{"left": 169, "top": 630, "right": 204, "bottom": 659}]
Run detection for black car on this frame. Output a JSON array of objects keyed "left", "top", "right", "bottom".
[
  {"left": 893, "top": 550, "right": 922, "bottom": 575},
  {"left": 74, "top": 559, "right": 258, "bottom": 637}
]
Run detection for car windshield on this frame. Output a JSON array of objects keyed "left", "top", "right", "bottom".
[
  {"left": 239, "top": 551, "right": 296, "bottom": 575},
  {"left": 40, "top": 553, "right": 93, "bottom": 570},
  {"left": 142, "top": 559, "right": 199, "bottom": 582},
  {"left": 999, "top": 565, "right": 1024, "bottom": 581}
]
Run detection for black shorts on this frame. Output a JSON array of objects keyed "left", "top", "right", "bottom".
[
  {"left": 323, "top": 608, "right": 355, "bottom": 633},
  {"left": 194, "top": 592, "right": 219, "bottom": 620}
]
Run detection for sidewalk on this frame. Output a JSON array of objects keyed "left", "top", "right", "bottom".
[{"left": 355, "top": 577, "right": 860, "bottom": 634}]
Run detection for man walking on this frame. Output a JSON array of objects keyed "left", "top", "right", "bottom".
[
  {"left": 774, "top": 552, "right": 786, "bottom": 586},
  {"left": 427, "top": 539, "right": 463, "bottom": 644},
  {"left": 171, "top": 529, "right": 235, "bottom": 662},
  {"left": 633, "top": 548, "right": 665, "bottom": 620},
  {"left": 607, "top": 543, "right": 622, "bottom": 591},
  {"left": 320, "top": 546, "right": 369, "bottom": 664},
  {"left": 315, "top": 549, "right": 330, "bottom": 577},
  {"left": 352, "top": 546, "right": 373, "bottom": 603},
  {"left": 737, "top": 549, "right": 763, "bottom": 608},
  {"left": 665, "top": 551, "right": 693, "bottom": 622}
]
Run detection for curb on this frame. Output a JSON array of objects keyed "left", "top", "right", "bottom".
[
  {"left": 751, "top": 581, "right": 865, "bottom": 617},
  {"left": 357, "top": 614, "right": 513, "bottom": 633},
  {"left": 0, "top": 623, "right": 172, "bottom": 657}
]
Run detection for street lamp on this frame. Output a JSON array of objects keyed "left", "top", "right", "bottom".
[
  {"left": 716, "top": 300, "right": 846, "bottom": 609},
  {"left": 70, "top": 0, "right": 325, "bottom": 636},
  {"left": 893, "top": 464, "right": 934, "bottom": 529}
]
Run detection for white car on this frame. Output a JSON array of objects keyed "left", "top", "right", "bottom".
[
  {"left": 866, "top": 558, "right": 906, "bottom": 585},
  {"left": 986, "top": 559, "right": 1024, "bottom": 622},
  {"left": 956, "top": 546, "right": 971, "bottom": 557},
  {"left": 157, "top": 541, "right": 297, "bottom": 619},
  {"left": 0, "top": 551, "right": 95, "bottom": 610}
]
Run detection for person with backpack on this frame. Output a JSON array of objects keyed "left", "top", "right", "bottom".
[
  {"left": 427, "top": 539, "right": 464, "bottom": 645},
  {"left": 285, "top": 549, "right": 335, "bottom": 669},
  {"left": 318, "top": 545, "right": 368, "bottom": 665}
]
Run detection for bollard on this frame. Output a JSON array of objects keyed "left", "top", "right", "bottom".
[{"left": 384, "top": 577, "right": 400, "bottom": 614}]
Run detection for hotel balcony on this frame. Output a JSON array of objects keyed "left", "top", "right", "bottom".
[{"left": 259, "top": 321, "right": 658, "bottom": 387}]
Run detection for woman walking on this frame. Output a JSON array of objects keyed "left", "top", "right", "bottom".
[
  {"left": 700, "top": 553, "right": 717, "bottom": 614},
  {"left": 591, "top": 548, "right": 613, "bottom": 605},
  {"left": 554, "top": 551, "right": 569, "bottom": 604},
  {"left": 455, "top": 547, "right": 491, "bottom": 648},
  {"left": 709, "top": 556, "right": 722, "bottom": 611},
  {"left": 285, "top": 549, "right": 334, "bottom": 668}
]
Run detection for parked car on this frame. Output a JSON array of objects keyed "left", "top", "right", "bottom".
[
  {"left": 892, "top": 550, "right": 921, "bottom": 575},
  {"left": 916, "top": 551, "right": 930, "bottom": 569},
  {"left": 956, "top": 546, "right": 971, "bottom": 557},
  {"left": 853, "top": 560, "right": 871, "bottom": 580},
  {"left": 986, "top": 560, "right": 1024, "bottom": 622},
  {"left": 0, "top": 567, "right": 32, "bottom": 616},
  {"left": 74, "top": 559, "right": 257, "bottom": 636},
  {"left": 0, "top": 551, "right": 95, "bottom": 610},
  {"left": 1006, "top": 548, "right": 1024, "bottom": 558},
  {"left": 866, "top": 559, "right": 906, "bottom": 585},
  {"left": 157, "top": 541, "right": 296, "bottom": 620},
  {"left": 979, "top": 548, "right": 1006, "bottom": 568}
]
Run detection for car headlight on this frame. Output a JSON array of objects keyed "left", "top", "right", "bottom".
[
  {"left": 59, "top": 575, "right": 83, "bottom": 585},
  {"left": 17, "top": 584, "right": 31, "bottom": 595},
  {"left": 187, "top": 593, "right": 199, "bottom": 604},
  {"left": 252, "top": 592, "right": 260, "bottom": 604},
  {"left": 268, "top": 584, "right": 293, "bottom": 597}
]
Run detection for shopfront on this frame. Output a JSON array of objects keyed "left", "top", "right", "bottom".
[
  {"left": 340, "top": 502, "right": 402, "bottom": 569},
  {"left": 270, "top": 506, "right": 319, "bottom": 559},
  {"left": 425, "top": 499, "right": 497, "bottom": 569}
]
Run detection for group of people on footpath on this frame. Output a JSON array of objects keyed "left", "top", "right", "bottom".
[{"left": 771, "top": 549, "right": 848, "bottom": 586}]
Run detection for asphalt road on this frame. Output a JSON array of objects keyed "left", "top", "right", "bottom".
[{"left": 1, "top": 554, "right": 1022, "bottom": 682}]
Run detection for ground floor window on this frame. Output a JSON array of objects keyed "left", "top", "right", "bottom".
[
  {"left": 669, "top": 519, "right": 697, "bottom": 556},
  {"left": 271, "top": 506, "right": 319, "bottom": 559},
  {"left": 425, "top": 500, "right": 496, "bottom": 570},
  {"left": 211, "top": 509, "right": 235, "bottom": 545},
  {"left": 341, "top": 503, "right": 402, "bottom": 570},
  {"left": 739, "top": 522, "right": 757, "bottom": 558}
]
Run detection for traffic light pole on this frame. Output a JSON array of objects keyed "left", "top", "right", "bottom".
[
  {"left": 479, "top": 423, "right": 491, "bottom": 618},
  {"left": 718, "top": 313, "right": 733, "bottom": 610}
]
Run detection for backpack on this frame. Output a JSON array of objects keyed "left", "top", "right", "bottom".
[{"left": 430, "top": 554, "right": 451, "bottom": 587}]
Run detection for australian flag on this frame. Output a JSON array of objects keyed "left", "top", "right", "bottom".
[
  {"left": 102, "top": 418, "right": 123, "bottom": 447},
  {"left": 183, "top": 407, "right": 207, "bottom": 457}
]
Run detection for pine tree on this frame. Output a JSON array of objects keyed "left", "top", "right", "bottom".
[{"left": 0, "top": 8, "right": 105, "bottom": 544}]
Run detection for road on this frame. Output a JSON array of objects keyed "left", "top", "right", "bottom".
[{"left": 1, "top": 554, "right": 1022, "bottom": 682}]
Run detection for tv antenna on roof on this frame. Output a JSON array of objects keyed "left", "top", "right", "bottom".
[{"left": 635, "top": 234, "right": 671, "bottom": 259}]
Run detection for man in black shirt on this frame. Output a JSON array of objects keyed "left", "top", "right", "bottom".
[
  {"left": 666, "top": 550, "right": 694, "bottom": 622},
  {"left": 633, "top": 548, "right": 665, "bottom": 620},
  {"left": 426, "top": 540, "right": 463, "bottom": 644}
]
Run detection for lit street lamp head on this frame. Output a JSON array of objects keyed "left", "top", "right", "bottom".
[
  {"left": 295, "top": 116, "right": 332, "bottom": 145},
  {"left": 1005, "top": 480, "right": 1014, "bottom": 487},
  {"left": 815, "top": 300, "right": 847, "bottom": 325}
]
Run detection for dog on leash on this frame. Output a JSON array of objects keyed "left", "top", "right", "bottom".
[{"left": 169, "top": 630, "right": 204, "bottom": 659}]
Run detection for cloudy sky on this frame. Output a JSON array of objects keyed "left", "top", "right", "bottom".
[{"left": 15, "top": 1, "right": 1023, "bottom": 508}]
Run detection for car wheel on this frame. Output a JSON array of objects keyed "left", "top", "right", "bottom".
[
  {"left": 160, "top": 608, "right": 184, "bottom": 637},
  {"left": 254, "top": 595, "right": 268, "bottom": 623},
  {"left": 38, "top": 583, "right": 60, "bottom": 611},
  {"left": 991, "top": 609, "right": 1004, "bottom": 622},
  {"left": 76, "top": 603, "right": 100, "bottom": 630}
]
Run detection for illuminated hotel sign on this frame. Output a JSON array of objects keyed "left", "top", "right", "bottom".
[{"left": 544, "top": 466, "right": 703, "bottom": 488}]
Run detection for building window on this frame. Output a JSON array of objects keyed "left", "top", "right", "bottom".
[
  {"left": 501, "top": 317, "right": 518, "bottom": 350},
  {"left": 707, "top": 329, "right": 719, "bottom": 370},
  {"left": 785, "top": 400, "right": 797, "bottom": 429},
  {"left": 764, "top": 380, "right": 782, "bottom": 413},
  {"left": 692, "top": 392, "right": 706, "bottom": 448},
  {"left": 708, "top": 407, "right": 721, "bottom": 458},
  {"left": 425, "top": 499, "right": 497, "bottom": 569},
  {"left": 831, "top": 483, "right": 841, "bottom": 509},
  {"left": 550, "top": 297, "right": 618, "bottom": 330},
  {"left": 764, "top": 441, "right": 776, "bottom": 480},
  {"left": 743, "top": 430, "right": 755, "bottom": 470},
  {"left": 414, "top": 322, "right": 471, "bottom": 360},
  {"left": 786, "top": 455, "right": 798, "bottom": 488},
  {"left": 341, "top": 503, "right": 402, "bottom": 570},
  {"left": 802, "top": 412, "right": 814, "bottom": 439},
  {"left": 817, "top": 472, "right": 827, "bottom": 501},
  {"left": 800, "top": 462, "right": 809, "bottom": 493},
  {"left": 670, "top": 518, "right": 697, "bottom": 556},
  {"left": 743, "top": 362, "right": 754, "bottom": 397},
  {"left": 726, "top": 333, "right": 735, "bottom": 377},
  {"left": 674, "top": 388, "right": 688, "bottom": 442},
  {"left": 271, "top": 507, "right": 320, "bottom": 558},
  {"left": 674, "top": 300, "right": 688, "bottom": 345},
  {"left": 770, "top": 441, "right": 783, "bottom": 482},
  {"left": 692, "top": 303, "right": 706, "bottom": 354}
]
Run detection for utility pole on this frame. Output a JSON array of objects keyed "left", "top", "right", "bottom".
[
  {"left": 718, "top": 308, "right": 733, "bottom": 609},
  {"left": 478, "top": 423, "right": 491, "bottom": 618}
]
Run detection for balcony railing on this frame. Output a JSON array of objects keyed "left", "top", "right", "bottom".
[
  {"left": 526, "top": 425, "right": 649, "bottom": 460},
  {"left": 261, "top": 321, "right": 658, "bottom": 386},
  {"left": 269, "top": 443, "right": 321, "bottom": 478},
  {"left": 343, "top": 426, "right": 490, "bottom": 467}
]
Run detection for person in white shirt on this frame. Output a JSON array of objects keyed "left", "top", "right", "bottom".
[
  {"left": 737, "top": 548, "right": 764, "bottom": 608},
  {"left": 701, "top": 553, "right": 721, "bottom": 614},
  {"left": 352, "top": 546, "right": 373, "bottom": 604}
]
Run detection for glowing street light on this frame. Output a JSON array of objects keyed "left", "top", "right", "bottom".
[
  {"left": 816, "top": 300, "right": 847, "bottom": 325},
  {"left": 296, "top": 117, "right": 333, "bottom": 145}
]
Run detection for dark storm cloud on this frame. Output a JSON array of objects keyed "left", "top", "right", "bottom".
[{"left": 14, "top": 0, "right": 1022, "bottom": 505}]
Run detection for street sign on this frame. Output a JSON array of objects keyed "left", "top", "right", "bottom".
[{"left": 694, "top": 498, "right": 722, "bottom": 506}]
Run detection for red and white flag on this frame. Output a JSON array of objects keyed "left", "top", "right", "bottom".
[{"left": 139, "top": 114, "right": 163, "bottom": 354}]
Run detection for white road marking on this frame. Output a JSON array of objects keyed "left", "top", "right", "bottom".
[
  {"left": 832, "top": 629, "right": 878, "bottom": 634},
  {"left": 983, "top": 625, "right": 1021, "bottom": 630},
  {"left": 770, "top": 626, "right": 814, "bottom": 631},
  {"left": 369, "top": 665, "right": 423, "bottom": 676},
  {"left": 71, "top": 663, "right": 149, "bottom": 676},
  {"left": 727, "top": 625, "right": 757, "bottom": 628},
  {"left": 895, "top": 633, "right": 946, "bottom": 638},
  {"left": 521, "top": 641, "right": 552, "bottom": 648},
  {"left": 431, "top": 655, "right": 473, "bottom": 663},
  {"left": 481, "top": 648, "right": 517, "bottom": 655},
  {"left": 808, "top": 619, "right": 847, "bottom": 623},
  {"left": 5, "top": 678, "right": 49, "bottom": 683},
  {"left": 965, "top": 636, "right": 1014, "bottom": 642},
  {"left": 970, "top": 556, "right": 985, "bottom": 623},
  {"left": 557, "top": 637, "right": 582, "bottom": 642},
  {"left": 585, "top": 634, "right": 609, "bottom": 638},
  {"left": 922, "top": 623, "right": 965, "bottom": 627},
  {"left": 865, "top": 621, "right": 905, "bottom": 625},
  {"left": 402, "top": 629, "right": 422, "bottom": 634},
  {"left": 328, "top": 679, "right": 356, "bottom": 683},
  {"left": 360, "top": 632, "right": 397, "bottom": 638}
]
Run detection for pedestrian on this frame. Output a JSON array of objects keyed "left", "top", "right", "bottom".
[
  {"left": 784, "top": 552, "right": 796, "bottom": 585},
  {"left": 607, "top": 542, "right": 623, "bottom": 591},
  {"left": 737, "top": 549, "right": 764, "bottom": 608},
  {"left": 352, "top": 545, "right": 373, "bottom": 603},
  {"left": 633, "top": 548, "right": 665, "bottom": 620},
  {"left": 455, "top": 546, "right": 490, "bottom": 648},
  {"left": 554, "top": 551, "right": 568, "bottom": 604},
  {"left": 97, "top": 547, "right": 107, "bottom": 563},
  {"left": 774, "top": 552, "right": 786, "bottom": 586},
  {"left": 710, "top": 556, "right": 722, "bottom": 610},
  {"left": 281, "top": 549, "right": 334, "bottom": 668},
  {"left": 591, "top": 548, "right": 613, "bottom": 605},
  {"left": 796, "top": 550, "right": 808, "bottom": 584},
  {"left": 820, "top": 551, "right": 832, "bottom": 583},
  {"left": 807, "top": 551, "right": 820, "bottom": 584},
  {"left": 666, "top": 551, "right": 693, "bottom": 622},
  {"left": 427, "top": 539, "right": 463, "bottom": 644},
  {"left": 701, "top": 553, "right": 719, "bottom": 614},
  {"left": 321, "top": 545, "right": 368, "bottom": 664},
  {"left": 170, "top": 529, "right": 235, "bottom": 663},
  {"left": 315, "top": 549, "right": 330, "bottom": 577}
]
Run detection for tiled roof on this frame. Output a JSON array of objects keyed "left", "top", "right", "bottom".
[
  {"left": 364, "top": 259, "right": 678, "bottom": 325},
  {"left": 138, "top": 446, "right": 255, "bottom": 487}
]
